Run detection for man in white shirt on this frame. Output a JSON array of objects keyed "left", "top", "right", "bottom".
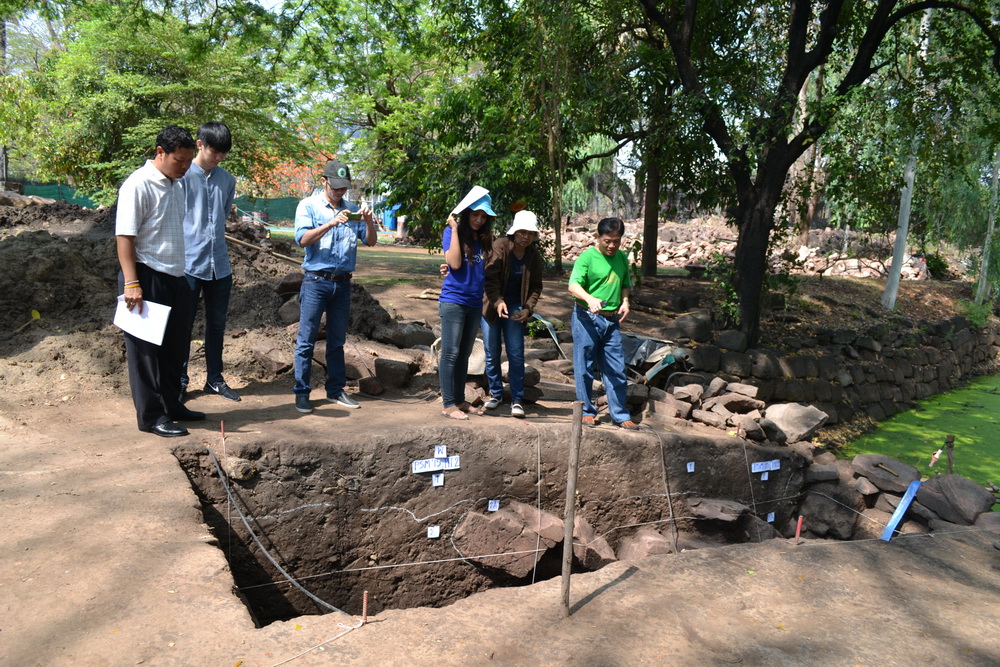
[{"left": 116, "top": 125, "right": 206, "bottom": 437}]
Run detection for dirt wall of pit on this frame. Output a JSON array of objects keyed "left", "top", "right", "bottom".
[{"left": 174, "top": 422, "right": 804, "bottom": 625}]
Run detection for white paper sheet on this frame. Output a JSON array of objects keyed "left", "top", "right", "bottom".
[
  {"left": 113, "top": 295, "right": 171, "bottom": 346},
  {"left": 452, "top": 185, "right": 489, "bottom": 215}
]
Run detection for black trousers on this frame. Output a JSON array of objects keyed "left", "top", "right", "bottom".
[{"left": 118, "top": 264, "right": 193, "bottom": 431}]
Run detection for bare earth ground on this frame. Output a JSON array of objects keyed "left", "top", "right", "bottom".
[{"left": 2, "top": 207, "right": 1000, "bottom": 666}]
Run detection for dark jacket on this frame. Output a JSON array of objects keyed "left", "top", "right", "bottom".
[{"left": 482, "top": 236, "right": 544, "bottom": 323}]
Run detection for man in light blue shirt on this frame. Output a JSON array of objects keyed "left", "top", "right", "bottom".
[
  {"left": 181, "top": 122, "right": 240, "bottom": 402},
  {"left": 292, "top": 159, "right": 376, "bottom": 414}
]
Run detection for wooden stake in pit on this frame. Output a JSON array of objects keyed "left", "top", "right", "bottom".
[{"left": 561, "top": 401, "right": 584, "bottom": 617}]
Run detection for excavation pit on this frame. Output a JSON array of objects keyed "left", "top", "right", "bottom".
[{"left": 174, "top": 422, "right": 805, "bottom": 626}]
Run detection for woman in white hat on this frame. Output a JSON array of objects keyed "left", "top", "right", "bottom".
[
  {"left": 439, "top": 191, "right": 496, "bottom": 420},
  {"left": 480, "top": 210, "right": 544, "bottom": 418}
]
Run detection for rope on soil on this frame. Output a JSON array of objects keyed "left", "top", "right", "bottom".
[{"left": 206, "top": 448, "right": 351, "bottom": 616}]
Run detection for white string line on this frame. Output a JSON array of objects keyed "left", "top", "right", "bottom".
[
  {"left": 269, "top": 617, "right": 364, "bottom": 667},
  {"left": 238, "top": 521, "right": 1000, "bottom": 594},
  {"left": 206, "top": 448, "right": 350, "bottom": 616},
  {"left": 238, "top": 548, "right": 551, "bottom": 591},
  {"left": 651, "top": 429, "right": 680, "bottom": 552},
  {"left": 739, "top": 438, "right": 763, "bottom": 543}
]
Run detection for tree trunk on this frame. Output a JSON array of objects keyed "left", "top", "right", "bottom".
[
  {"left": 882, "top": 148, "right": 917, "bottom": 311},
  {"left": 546, "top": 100, "right": 564, "bottom": 272},
  {"left": 733, "top": 188, "right": 781, "bottom": 346},
  {"left": 975, "top": 149, "right": 1000, "bottom": 304},
  {"left": 642, "top": 154, "right": 660, "bottom": 277}
]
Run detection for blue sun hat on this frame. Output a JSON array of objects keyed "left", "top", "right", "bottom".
[{"left": 466, "top": 192, "right": 497, "bottom": 217}]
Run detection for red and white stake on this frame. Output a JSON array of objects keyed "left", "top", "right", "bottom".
[
  {"left": 362, "top": 590, "right": 369, "bottom": 624},
  {"left": 794, "top": 515, "right": 804, "bottom": 545}
]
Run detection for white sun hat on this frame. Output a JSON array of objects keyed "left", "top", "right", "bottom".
[{"left": 506, "top": 210, "right": 540, "bottom": 235}]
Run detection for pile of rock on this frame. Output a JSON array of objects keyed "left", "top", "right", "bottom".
[
  {"left": 253, "top": 274, "right": 438, "bottom": 390},
  {"left": 796, "top": 452, "right": 1000, "bottom": 541}
]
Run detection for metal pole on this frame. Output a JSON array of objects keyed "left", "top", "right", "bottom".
[{"left": 561, "top": 401, "right": 584, "bottom": 617}]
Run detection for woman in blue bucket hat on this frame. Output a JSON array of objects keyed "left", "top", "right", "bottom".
[{"left": 439, "top": 188, "right": 495, "bottom": 419}]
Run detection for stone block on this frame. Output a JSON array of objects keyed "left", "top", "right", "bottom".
[
  {"left": 573, "top": 515, "right": 617, "bottom": 570},
  {"left": 277, "top": 294, "right": 300, "bottom": 324},
  {"left": 805, "top": 464, "right": 839, "bottom": 483},
  {"left": 716, "top": 329, "right": 748, "bottom": 352},
  {"left": 672, "top": 383, "right": 705, "bottom": 403},
  {"left": 688, "top": 345, "right": 721, "bottom": 372},
  {"left": 253, "top": 341, "right": 292, "bottom": 374},
  {"left": 358, "top": 376, "right": 385, "bottom": 395},
  {"left": 616, "top": 527, "right": 675, "bottom": 561},
  {"left": 726, "top": 382, "right": 759, "bottom": 398},
  {"left": 916, "top": 474, "right": 997, "bottom": 525},
  {"left": 749, "top": 350, "right": 781, "bottom": 379},
  {"left": 374, "top": 357, "right": 412, "bottom": 388},
  {"left": 730, "top": 414, "right": 765, "bottom": 440},
  {"left": 763, "top": 403, "right": 828, "bottom": 443},
  {"left": 852, "top": 454, "right": 919, "bottom": 494},
  {"left": 692, "top": 409, "right": 727, "bottom": 428},
  {"left": 720, "top": 351, "right": 752, "bottom": 377}
]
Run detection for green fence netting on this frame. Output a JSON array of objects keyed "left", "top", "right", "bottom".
[
  {"left": 235, "top": 196, "right": 299, "bottom": 223},
  {"left": 23, "top": 184, "right": 99, "bottom": 208}
]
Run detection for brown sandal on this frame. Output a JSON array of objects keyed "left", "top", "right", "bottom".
[
  {"left": 441, "top": 408, "right": 470, "bottom": 420},
  {"left": 457, "top": 402, "right": 485, "bottom": 416}
]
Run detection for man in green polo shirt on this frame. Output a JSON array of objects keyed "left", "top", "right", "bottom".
[{"left": 568, "top": 217, "right": 637, "bottom": 429}]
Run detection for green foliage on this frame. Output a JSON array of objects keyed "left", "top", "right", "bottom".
[
  {"left": 705, "top": 251, "right": 739, "bottom": 325},
  {"left": 956, "top": 300, "right": 993, "bottom": 329},
  {"left": 924, "top": 251, "right": 949, "bottom": 279},
  {"left": 17, "top": 6, "right": 302, "bottom": 203}
]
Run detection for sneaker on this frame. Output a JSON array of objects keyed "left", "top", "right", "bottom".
[
  {"left": 484, "top": 396, "right": 501, "bottom": 410},
  {"left": 328, "top": 391, "right": 360, "bottom": 409},
  {"left": 511, "top": 403, "right": 525, "bottom": 419},
  {"left": 616, "top": 420, "right": 639, "bottom": 430},
  {"left": 295, "top": 395, "right": 313, "bottom": 414},
  {"left": 582, "top": 415, "right": 596, "bottom": 427},
  {"left": 204, "top": 381, "right": 241, "bottom": 402}
]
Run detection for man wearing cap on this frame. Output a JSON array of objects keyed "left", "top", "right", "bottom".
[
  {"left": 292, "top": 160, "right": 376, "bottom": 414},
  {"left": 481, "top": 210, "right": 544, "bottom": 418}
]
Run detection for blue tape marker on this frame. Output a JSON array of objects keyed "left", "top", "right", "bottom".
[{"left": 881, "top": 479, "right": 921, "bottom": 541}]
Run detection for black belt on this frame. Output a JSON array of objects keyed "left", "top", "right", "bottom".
[{"left": 308, "top": 270, "right": 353, "bottom": 282}]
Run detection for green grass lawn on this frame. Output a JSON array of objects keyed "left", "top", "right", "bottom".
[{"left": 846, "top": 374, "right": 1000, "bottom": 487}]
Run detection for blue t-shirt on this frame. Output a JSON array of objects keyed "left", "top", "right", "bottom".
[{"left": 439, "top": 226, "right": 486, "bottom": 308}]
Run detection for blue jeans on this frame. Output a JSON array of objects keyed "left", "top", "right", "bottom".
[
  {"left": 294, "top": 273, "right": 351, "bottom": 397},
  {"left": 481, "top": 306, "right": 526, "bottom": 404},
  {"left": 438, "top": 301, "right": 481, "bottom": 409},
  {"left": 182, "top": 273, "right": 233, "bottom": 387},
  {"left": 572, "top": 304, "right": 630, "bottom": 422}
]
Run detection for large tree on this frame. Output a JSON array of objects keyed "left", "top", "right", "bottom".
[{"left": 636, "top": 0, "right": 1000, "bottom": 344}]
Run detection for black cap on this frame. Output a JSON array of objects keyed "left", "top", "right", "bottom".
[{"left": 323, "top": 160, "right": 351, "bottom": 188}]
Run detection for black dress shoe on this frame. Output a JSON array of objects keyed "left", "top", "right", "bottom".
[
  {"left": 145, "top": 422, "right": 189, "bottom": 437},
  {"left": 170, "top": 407, "right": 206, "bottom": 421}
]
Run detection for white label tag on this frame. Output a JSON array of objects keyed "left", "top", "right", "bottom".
[
  {"left": 432, "top": 473, "right": 444, "bottom": 487},
  {"left": 766, "top": 512, "right": 775, "bottom": 523},
  {"left": 761, "top": 471, "right": 769, "bottom": 481},
  {"left": 686, "top": 462, "right": 695, "bottom": 473},
  {"left": 488, "top": 500, "right": 500, "bottom": 512},
  {"left": 434, "top": 445, "right": 447, "bottom": 458},
  {"left": 411, "top": 456, "right": 461, "bottom": 474},
  {"left": 427, "top": 526, "right": 440, "bottom": 539}
]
